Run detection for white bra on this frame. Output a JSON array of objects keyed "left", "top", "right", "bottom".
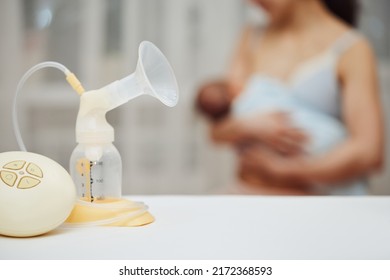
[{"left": 249, "top": 30, "right": 362, "bottom": 119}]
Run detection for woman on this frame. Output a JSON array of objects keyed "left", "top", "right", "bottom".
[{"left": 200, "top": 0, "right": 384, "bottom": 195}]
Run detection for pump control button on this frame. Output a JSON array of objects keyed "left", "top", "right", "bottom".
[
  {"left": 0, "top": 171, "right": 17, "bottom": 187},
  {"left": 3, "top": 160, "right": 26, "bottom": 170},
  {"left": 17, "top": 176, "right": 40, "bottom": 189},
  {"left": 26, "top": 163, "right": 43, "bottom": 178}
]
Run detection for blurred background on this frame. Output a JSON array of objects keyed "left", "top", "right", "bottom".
[{"left": 0, "top": 0, "right": 389, "bottom": 195}]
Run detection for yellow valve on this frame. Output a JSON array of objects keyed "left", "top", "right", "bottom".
[{"left": 66, "top": 72, "right": 85, "bottom": 95}]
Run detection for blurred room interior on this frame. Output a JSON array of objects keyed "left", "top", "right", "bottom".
[{"left": 0, "top": 0, "right": 389, "bottom": 195}]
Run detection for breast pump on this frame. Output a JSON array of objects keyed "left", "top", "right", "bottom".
[
  {"left": 70, "top": 41, "right": 178, "bottom": 202},
  {"left": 5, "top": 41, "right": 178, "bottom": 235}
]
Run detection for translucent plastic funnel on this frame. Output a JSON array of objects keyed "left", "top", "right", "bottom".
[
  {"left": 104, "top": 41, "right": 179, "bottom": 109},
  {"left": 134, "top": 41, "right": 179, "bottom": 107}
]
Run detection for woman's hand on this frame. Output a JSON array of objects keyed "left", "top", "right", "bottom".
[
  {"left": 238, "top": 144, "right": 311, "bottom": 191},
  {"left": 239, "top": 144, "right": 288, "bottom": 178},
  {"left": 244, "top": 111, "right": 308, "bottom": 156}
]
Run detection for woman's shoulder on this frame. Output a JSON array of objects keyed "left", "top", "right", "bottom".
[
  {"left": 332, "top": 29, "right": 369, "bottom": 55},
  {"left": 337, "top": 29, "right": 377, "bottom": 81},
  {"left": 327, "top": 17, "right": 372, "bottom": 55},
  {"left": 236, "top": 24, "right": 267, "bottom": 54},
  {"left": 240, "top": 24, "right": 266, "bottom": 41},
  {"left": 337, "top": 29, "right": 374, "bottom": 61}
]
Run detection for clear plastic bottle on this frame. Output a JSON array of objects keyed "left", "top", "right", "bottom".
[{"left": 70, "top": 143, "right": 122, "bottom": 202}]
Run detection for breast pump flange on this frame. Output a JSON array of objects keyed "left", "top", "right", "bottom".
[{"left": 1, "top": 41, "right": 178, "bottom": 237}]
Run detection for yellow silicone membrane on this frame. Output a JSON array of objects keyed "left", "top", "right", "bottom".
[{"left": 65, "top": 198, "right": 155, "bottom": 227}]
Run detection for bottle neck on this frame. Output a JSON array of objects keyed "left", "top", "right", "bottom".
[
  {"left": 76, "top": 130, "right": 114, "bottom": 144},
  {"left": 77, "top": 142, "right": 115, "bottom": 162}
]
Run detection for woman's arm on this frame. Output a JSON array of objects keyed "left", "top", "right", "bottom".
[
  {"left": 227, "top": 26, "right": 253, "bottom": 97},
  {"left": 208, "top": 26, "right": 254, "bottom": 144},
  {"left": 209, "top": 26, "right": 255, "bottom": 144},
  {"left": 211, "top": 117, "right": 251, "bottom": 144},
  {"left": 241, "top": 39, "right": 384, "bottom": 184},
  {"left": 295, "top": 38, "right": 384, "bottom": 182}
]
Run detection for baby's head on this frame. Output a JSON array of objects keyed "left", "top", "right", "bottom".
[{"left": 196, "top": 81, "right": 232, "bottom": 121}]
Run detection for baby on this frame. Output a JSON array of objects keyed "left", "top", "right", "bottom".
[
  {"left": 196, "top": 81, "right": 233, "bottom": 121},
  {"left": 196, "top": 78, "right": 347, "bottom": 155}
]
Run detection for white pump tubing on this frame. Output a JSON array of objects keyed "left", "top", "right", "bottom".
[{"left": 13, "top": 62, "right": 72, "bottom": 151}]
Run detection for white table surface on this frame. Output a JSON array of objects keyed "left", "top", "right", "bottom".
[{"left": 1, "top": 195, "right": 390, "bottom": 260}]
